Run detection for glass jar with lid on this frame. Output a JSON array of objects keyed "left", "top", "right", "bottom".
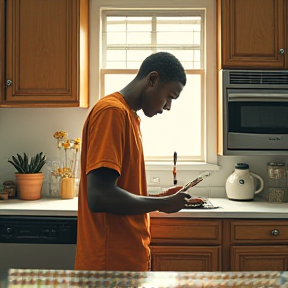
[
  {"left": 267, "top": 162, "right": 287, "bottom": 187},
  {"left": 266, "top": 162, "right": 287, "bottom": 203}
]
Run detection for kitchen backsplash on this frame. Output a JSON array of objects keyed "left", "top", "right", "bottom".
[{"left": 1, "top": 107, "right": 288, "bottom": 199}]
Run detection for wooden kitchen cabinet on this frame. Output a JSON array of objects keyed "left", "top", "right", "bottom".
[
  {"left": 217, "top": 0, "right": 288, "bottom": 69},
  {"left": 231, "top": 246, "right": 288, "bottom": 271},
  {"left": 150, "top": 218, "right": 222, "bottom": 271},
  {"left": 1, "top": 0, "right": 89, "bottom": 107},
  {"left": 223, "top": 219, "right": 288, "bottom": 271},
  {"left": 0, "top": 0, "right": 4, "bottom": 102},
  {"left": 150, "top": 217, "right": 288, "bottom": 272},
  {"left": 151, "top": 246, "right": 221, "bottom": 272}
]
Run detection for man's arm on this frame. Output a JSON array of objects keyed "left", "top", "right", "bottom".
[{"left": 87, "top": 167, "right": 190, "bottom": 215}]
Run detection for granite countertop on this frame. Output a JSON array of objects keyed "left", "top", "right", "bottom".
[
  {"left": 2, "top": 268, "right": 288, "bottom": 288},
  {"left": 1, "top": 197, "right": 288, "bottom": 218}
]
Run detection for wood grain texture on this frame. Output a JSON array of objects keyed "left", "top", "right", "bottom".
[
  {"left": 231, "top": 245, "right": 288, "bottom": 271},
  {"left": 0, "top": 0, "right": 4, "bottom": 102},
  {"left": 151, "top": 245, "right": 221, "bottom": 271},
  {"left": 225, "top": 219, "right": 288, "bottom": 272},
  {"left": 2, "top": 0, "right": 89, "bottom": 107},
  {"left": 218, "top": 0, "right": 286, "bottom": 69},
  {"left": 150, "top": 218, "right": 288, "bottom": 271},
  {"left": 150, "top": 218, "right": 222, "bottom": 245}
]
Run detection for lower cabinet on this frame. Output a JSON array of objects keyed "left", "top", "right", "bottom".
[
  {"left": 150, "top": 217, "right": 288, "bottom": 271},
  {"left": 231, "top": 246, "right": 288, "bottom": 271},
  {"left": 150, "top": 218, "right": 222, "bottom": 271},
  {"left": 151, "top": 245, "right": 221, "bottom": 271},
  {"left": 224, "top": 219, "right": 288, "bottom": 271}
]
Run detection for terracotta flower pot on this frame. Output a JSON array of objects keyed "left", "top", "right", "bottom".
[{"left": 15, "top": 173, "right": 44, "bottom": 200}]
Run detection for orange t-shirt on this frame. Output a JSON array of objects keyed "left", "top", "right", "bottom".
[{"left": 74, "top": 92, "right": 151, "bottom": 271}]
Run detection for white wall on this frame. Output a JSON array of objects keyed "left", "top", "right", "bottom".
[
  {"left": 0, "top": 106, "right": 285, "bottom": 198},
  {"left": 0, "top": 108, "right": 90, "bottom": 196},
  {"left": 0, "top": 0, "right": 287, "bottom": 200}
]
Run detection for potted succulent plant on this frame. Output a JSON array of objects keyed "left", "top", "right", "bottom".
[{"left": 8, "top": 152, "right": 46, "bottom": 200}]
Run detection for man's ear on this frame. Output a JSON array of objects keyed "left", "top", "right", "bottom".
[{"left": 148, "top": 71, "right": 159, "bottom": 87}]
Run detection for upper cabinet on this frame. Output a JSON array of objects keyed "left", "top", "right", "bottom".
[
  {"left": 1, "top": 0, "right": 89, "bottom": 107},
  {"left": 0, "top": 1, "right": 4, "bottom": 101},
  {"left": 217, "top": 0, "right": 288, "bottom": 69}
]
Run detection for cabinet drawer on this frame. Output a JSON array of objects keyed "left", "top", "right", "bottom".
[
  {"left": 150, "top": 218, "right": 222, "bottom": 245},
  {"left": 230, "top": 220, "right": 288, "bottom": 244}
]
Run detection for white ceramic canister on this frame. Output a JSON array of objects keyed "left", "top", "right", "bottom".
[{"left": 226, "top": 163, "right": 264, "bottom": 201}]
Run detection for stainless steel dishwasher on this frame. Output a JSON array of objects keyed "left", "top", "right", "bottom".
[{"left": 0, "top": 216, "right": 77, "bottom": 270}]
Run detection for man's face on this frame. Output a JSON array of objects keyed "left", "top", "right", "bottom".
[{"left": 142, "top": 81, "right": 184, "bottom": 118}]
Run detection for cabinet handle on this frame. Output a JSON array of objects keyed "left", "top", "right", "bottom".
[
  {"left": 271, "top": 229, "right": 279, "bottom": 236},
  {"left": 279, "top": 48, "right": 285, "bottom": 55},
  {"left": 6, "top": 79, "right": 13, "bottom": 87}
]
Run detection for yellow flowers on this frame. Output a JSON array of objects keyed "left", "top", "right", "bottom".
[
  {"left": 74, "top": 138, "right": 81, "bottom": 144},
  {"left": 53, "top": 131, "right": 81, "bottom": 178},
  {"left": 53, "top": 131, "right": 68, "bottom": 149},
  {"left": 62, "top": 140, "right": 71, "bottom": 150},
  {"left": 51, "top": 167, "right": 71, "bottom": 178},
  {"left": 53, "top": 131, "right": 81, "bottom": 151},
  {"left": 72, "top": 138, "right": 82, "bottom": 152},
  {"left": 53, "top": 131, "right": 67, "bottom": 140}
]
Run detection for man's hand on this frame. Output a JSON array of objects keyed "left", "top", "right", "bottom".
[{"left": 158, "top": 191, "right": 191, "bottom": 213}]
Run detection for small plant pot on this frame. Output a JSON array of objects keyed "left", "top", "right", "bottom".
[{"left": 15, "top": 173, "right": 44, "bottom": 200}]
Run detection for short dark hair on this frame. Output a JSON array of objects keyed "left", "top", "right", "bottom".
[{"left": 136, "top": 52, "right": 186, "bottom": 86}]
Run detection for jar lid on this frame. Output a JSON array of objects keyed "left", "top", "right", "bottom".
[
  {"left": 235, "top": 163, "right": 249, "bottom": 170},
  {"left": 267, "top": 162, "right": 285, "bottom": 166},
  {"left": 3, "top": 180, "right": 15, "bottom": 186}
]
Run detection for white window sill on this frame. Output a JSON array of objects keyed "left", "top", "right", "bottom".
[{"left": 145, "top": 162, "right": 221, "bottom": 171}]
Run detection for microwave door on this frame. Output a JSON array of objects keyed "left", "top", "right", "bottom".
[{"left": 227, "top": 91, "right": 288, "bottom": 150}]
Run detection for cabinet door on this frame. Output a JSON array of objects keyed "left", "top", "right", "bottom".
[
  {"left": 151, "top": 246, "right": 221, "bottom": 271},
  {"left": 4, "top": 0, "right": 88, "bottom": 107},
  {"left": 286, "top": 0, "right": 288, "bottom": 69},
  {"left": 0, "top": 0, "right": 4, "bottom": 101},
  {"left": 231, "top": 246, "right": 288, "bottom": 271},
  {"left": 219, "top": 0, "right": 286, "bottom": 69}
]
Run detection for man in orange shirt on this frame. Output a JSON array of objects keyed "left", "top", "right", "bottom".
[{"left": 75, "top": 52, "right": 190, "bottom": 271}]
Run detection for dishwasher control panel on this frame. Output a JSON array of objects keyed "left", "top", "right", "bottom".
[{"left": 0, "top": 216, "right": 77, "bottom": 244}]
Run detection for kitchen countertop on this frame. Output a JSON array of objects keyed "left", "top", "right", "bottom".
[
  {"left": 0, "top": 198, "right": 78, "bottom": 217},
  {"left": 1, "top": 197, "right": 288, "bottom": 218},
  {"left": 2, "top": 268, "right": 288, "bottom": 288}
]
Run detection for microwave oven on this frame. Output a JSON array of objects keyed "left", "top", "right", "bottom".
[{"left": 219, "top": 70, "right": 288, "bottom": 155}]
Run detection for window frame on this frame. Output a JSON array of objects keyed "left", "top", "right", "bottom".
[
  {"left": 91, "top": 0, "right": 218, "bottom": 170},
  {"left": 101, "top": 10, "right": 205, "bottom": 70}
]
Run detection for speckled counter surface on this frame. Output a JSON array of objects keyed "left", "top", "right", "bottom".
[
  {"left": 2, "top": 269, "right": 288, "bottom": 287},
  {"left": 1, "top": 197, "right": 288, "bottom": 219}
]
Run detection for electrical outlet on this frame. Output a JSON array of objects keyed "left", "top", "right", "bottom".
[{"left": 150, "top": 176, "right": 160, "bottom": 184}]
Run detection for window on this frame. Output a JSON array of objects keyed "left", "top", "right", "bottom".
[{"left": 98, "top": 1, "right": 217, "bottom": 166}]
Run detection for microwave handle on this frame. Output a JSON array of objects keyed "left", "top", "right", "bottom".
[{"left": 228, "top": 93, "right": 288, "bottom": 102}]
